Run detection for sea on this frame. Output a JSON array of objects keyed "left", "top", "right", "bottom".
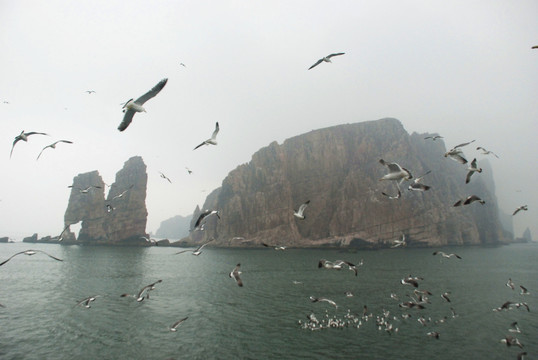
[{"left": 0, "top": 242, "right": 536, "bottom": 360}]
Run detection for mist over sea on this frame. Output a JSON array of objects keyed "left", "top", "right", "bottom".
[{"left": 0, "top": 242, "right": 536, "bottom": 359}]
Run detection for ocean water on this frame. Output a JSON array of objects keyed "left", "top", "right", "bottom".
[{"left": 0, "top": 242, "right": 536, "bottom": 360}]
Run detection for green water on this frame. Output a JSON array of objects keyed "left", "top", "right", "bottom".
[{"left": 0, "top": 243, "right": 536, "bottom": 359}]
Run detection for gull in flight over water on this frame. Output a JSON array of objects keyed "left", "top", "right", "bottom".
[
  {"left": 192, "top": 210, "right": 220, "bottom": 231},
  {"left": 453, "top": 195, "right": 485, "bottom": 207},
  {"left": 465, "top": 158, "right": 482, "bottom": 184},
  {"left": 170, "top": 317, "right": 188, "bottom": 331},
  {"left": 382, "top": 189, "right": 401, "bottom": 199},
  {"left": 293, "top": 200, "right": 310, "bottom": 220},
  {"left": 318, "top": 259, "right": 358, "bottom": 276},
  {"left": 36, "top": 140, "right": 73, "bottom": 160},
  {"left": 308, "top": 53, "right": 345, "bottom": 70},
  {"left": 0, "top": 249, "right": 63, "bottom": 266},
  {"left": 175, "top": 239, "right": 214, "bottom": 256},
  {"left": 194, "top": 122, "right": 219, "bottom": 150},
  {"left": 10, "top": 130, "right": 49, "bottom": 158},
  {"left": 121, "top": 280, "right": 163, "bottom": 302},
  {"left": 309, "top": 296, "right": 338, "bottom": 308},
  {"left": 118, "top": 78, "right": 168, "bottom": 131},
  {"left": 391, "top": 234, "right": 406, "bottom": 248},
  {"left": 433, "top": 251, "right": 462, "bottom": 259},
  {"left": 229, "top": 264, "right": 243, "bottom": 287},
  {"left": 74, "top": 295, "right": 101, "bottom": 309},
  {"left": 512, "top": 205, "right": 528, "bottom": 216},
  {"left": 262, "top": 243, "right": 287, "bottom": 250}
]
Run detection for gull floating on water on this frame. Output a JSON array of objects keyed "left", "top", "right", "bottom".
[
  {"left": 465, "top": 158, "right": 482, "bottom": 184},
  {"left": 118, "top": 78, "right": 168, "bottom": 131},
  {"left": 308, "top": 53, "right": 345, "bottom": 70},
  {"left": 194, "top": 122, "right": 219, "bottom": 150},
  {"left": 170, "top": 317, "right": 188, "bottom": 331},
  {"left": 379, "top": 159, "right": 412, "bottom": 185},
  {"left": 293, "top": 200, "right": 310, "bottom": 220},
  {"left": 36, "top": 140, "right": 73, "bottom": 160},
  {"left": 476, "top": 146, "right": 499, "bottom": 158},
  {"left": 453, "top": 195, "right": 485, "bottom": 207},
  {"left": 0, "top": 249, "right": 63, "bottom": 266},
  {"left": 229, "top": 263, "right": 243, "bottom": 287},
  {"left": 433, "top": 251, "right": 462, "bottom": 259},
  {"left": 512, "top": 205, "right": 528, "bottom": 216},
  {"left": 10, "top": 130, "right": 49, "bottom": 158}
]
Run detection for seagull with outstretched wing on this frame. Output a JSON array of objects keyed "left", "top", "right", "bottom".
[{"left": 118, "top": 78, "right": 168, "bottom": 131}]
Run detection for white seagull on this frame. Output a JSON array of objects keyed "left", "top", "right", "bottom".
[
  {"left": 192, "top": 210, "right": 220, "bottom": 231},
  {"left": 85, "top": 90, "right": 96, "bottom": 94},
  {"left": 453, "top": 195, "right": 485, "bottom": 207},
  {"left": 379, "top": 159, "right": 412, "bottom": 185},
  {"left": 465, "top": 158, "right": 482, "bottom": 184},
  {"left": 382, "top": 189, "right": 401, "bottom": 199},
  {"left": 229, "top": 263, "right": 243, "bottom": 287},
  {"left": 36, "top": 140, "right": 73, "bottom": 160},
  {"left": 112, "top": 185, "right": 134, "bottom": 200},
  {"left": 391, "top": 234, "right": 406, "bottom": 248},
  {"left": 170, "top": 317, "right": 188, "bottom": 331},
  {"left": 68, "top": 185, "right": 102, "bottom": 194},
  {"left": 433, "top": 251, "right": 462, "bottom": 259},
  {"left": 121, "top": 279, "right": 163, "bottom": 302},
  {"left": 118, "top": 78, "right": 168, "bottom": 131},
  {"left": 408, "top": 170, "right": 431, "bottom": 192},
  {"left": 424, "top": 135, "right": 443, "bottom": 140},
  {"left": 10, "top": 130, "right": 49, "bottom": 158},
  {"left": 512, "top": 205, "right": 528, "bottom": 216},
  {"left": 476, "top": 146, "right": 499, "bottom": 158},
  {"left": 293, "top": 200, "right": 310, "bottom": 220},
  {"left": 175, "top": 239, "right": 214, "bottom": 256},
  {"left": 309, "top": 296, "right": 338, "bottom": 308},
  {"left": 308, "top": 53, "right": 345, "bottom": 70},
  {"left": 75, "top": 295, "right": 101, "bottom": 308},
  {"left": 0, "top": 249, "right": 63, "bottom": 266},
  {"left": 444, "top": 140, "right": 475, "bottom": 164},
  {"left": 194, "top": 122, "right": 219, "bottom": 150}
]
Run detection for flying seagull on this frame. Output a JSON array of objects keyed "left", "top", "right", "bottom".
[
  {"left": 520, "top": 285, "right": 530, "bottom": 295},
  {"left": 85, "top": 90, "right": 96, "bottom": 94},
  {"left": 476, "top": 146, "right": 499, "bottom": 158},
  {"left": 506, "top": 278, "right": 515, "bottom": 290},
  {"left": 262, "top": 243, "right": 287, "bottom": 250},
  {"left": 112, "top": 185, "right": 134, "bottom": 200},
  {"left": 36, "top": 140, "right": 73, "bottom": 160},
  {"left": 140, "top": 236, "right": 158, "bottom": 246},
  {"left": 512, "top": 205, "right": 528, "bottom": 216},
  {"left": 379, "top": 159, "right": 412, "bottom": 185},
  {"left": 444, "top": 140, "right": 475, "bottom": 164},
  {"left": 229, "top": 263, "right": 243, "bottom": 287},
  {"left": 382, "top": 189, "right": 401, "bottom": 199},
  {"left": 293, "top": 200, "right": 310, "bottom": 220},
  {"left": 118, "top": 78, "right": 168, "bottom": 131},
  {"left": 309, "top": 296, "right": 338, "bottom": 308},
  {"left": 170, "top": 317, "right": 188, "bottom": 331},
  {"left": 192, "top": 210, "right": 220, "bottom": 231},
  {"left": 391, "top": 234, "right": 406, "bottom": 248},
  {"left": 159, "top": 172, "right": 172, "bottom": 183},
  {"left": 424, "top": 135, "right": 443, "bottom": 140},
  {"left": 175, "top": 239, "right": 214, "bottom": 256},
  {"left": 408, "top": 170, "right": 431, "bottom": 192},
  {"left": 318, "top": 259, "right": 358, "bottom": 276},
  {"left": 465, "top": 158, "right": 482, "bottom": 184},
  {"left": 308, "top": 53, "right": 345, "bottom": 70},
  {"left": 10, "top": 130, "right": 49, "bottom": 158},
  {"left": 441, "top": 292, "right": 451, "bottom": 302},
  {"left": 68, "top": 185, "right": 102, "bottom": 194},
  {"left": 432, "top": 251, "right": 462, "bottom": 259},
  {"left": 0, "top": 249, "right": 63, "bottom": 266},
  {"left": 185, "top": 167, "right": 192, "bottom": 174},
  {"left": 194, "top": 122, "right": 219, "bottom": 150},
  {"left": 74, "top": 295, "right": 101, "bottom": 308},
  {"left": 453, "top": 195, "right": 485, "bottom": 207},
  {"left": 121, "top": 280, "right": 163, "bottom": 302}
]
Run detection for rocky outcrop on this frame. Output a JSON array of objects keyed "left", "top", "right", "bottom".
[
  {"left": 22, "top": 233, "right": 38, "bottom": 243},
  {"left": 187, "top": 118, "right": 505, "bottom": 248},
  {"left": 62, "top": 156, "right": 148, "bottom": 244},
  {"left": 0, "top": 237, "right": 9, "bottom": 243},
  {"left": 155, "top": 214, "right": 192, "bottom": 239}
]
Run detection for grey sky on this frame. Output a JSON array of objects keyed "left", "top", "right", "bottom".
[{"left": 1, "top": 0, "right": 536, "bottom": 240}]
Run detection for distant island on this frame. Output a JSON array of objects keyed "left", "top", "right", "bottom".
[{"left": 11, "top": 118, "right": 527, "bottom": 248}]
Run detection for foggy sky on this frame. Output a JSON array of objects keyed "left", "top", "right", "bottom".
[{"left": 1, "top": 0, "right": 537, "bottom": 240}]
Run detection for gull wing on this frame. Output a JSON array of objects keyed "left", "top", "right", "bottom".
[
  {"left": 453, "top": 139, "right": 475, "bottom": 149},
  {"left": 386, "top": 162, "right": 403, "bottom": 173},
  {"left": 134, "top": 78, "right": 168, "bottom": 105},
  {"left": 118, "top": 109, "right": 136, "bottom": 131},
  {"left": 326, "top": 52, "right": 345, "bottom": 58},
  {"left": 35, "top": 250, "right": 63, "bottom": 262},
  {"left": 297, "top": 200, "right": 310, "bottom": 214},
  {"left": 211, "top": 122, "right": 219, "bottom": 140},
  {"left": 171, "top": 317, "right": 188, "bottom": 330},
  {"left": 308, "top": 59, "right": 323, "bottom": 70},
  {"left": 0, "top": 251, "right": 27, "bottom": 266},
  {"left": 465, "top": 170, "right": 474, "bottom": 184}
]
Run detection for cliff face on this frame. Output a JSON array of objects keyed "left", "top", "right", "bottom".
[
  {"left": 190, "top": 118, "right": 505, "bottom": 247},
  {"left": 63, "top": 156, "right": 148, "bottom": 244},
  {"left": 155, "top": 214, "right": 192, "bottom": 239}
]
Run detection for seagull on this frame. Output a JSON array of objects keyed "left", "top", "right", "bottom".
[
  {"left": 308, "top": 53, "right": 345, "bottom": 70},
  {"left": 514, "top": 302, "right": 530, "bottom": 312},
  {"left": 192, "top": 210, "right": 220, "bottom": 231},
  {"left": 118, "top": 78, "right": 168, "bottom": 131},
  {"left": 453, "top": 195, "right": 485, "bottom": 207},
  {"left": 318, "top": 259, "right": 358, "bottom": 276},
  {"left": 444, "top": 140, "right": 475, "bottom": 164},
  {"left": 512, "top": 205, "right": 528, "bottom": 216},
  {"left": 506, "top": 278, "right": 515, "bottom": 290},
  {"left": 408, "top": 170, "right": 431, "bottom": 192},
  {"left": 379, "top": 159, "right": 412, "bottom": 185},
  {"left": 170, "top": 317, "right": 188, "bottom": 332},
  {"left": 140, "top": 236, "right": 158, "bottom": 246},
  {"left": 185, "top": 167, "right": 193, "bottom": 174},
  {"left": 68, "top": 185, "right": 102, "bottom": 194},
  {"left": 293, "top": 200, "right": 310, "bottom": 220},
  {"left": 112, "top": 185, "right": 134, "bottom": 200},
  {"left": 391, "top": 234, "right": 406, "bottom": 248},
  {"left": 432, "top": 251, "right": 462, "bottom": 259},
  {"left": 465, "top": 158, "right": 482, "bottom": 184},
  {"left": 509, "top": 322, "right": 521, "bottom": 333},
  {"left": 426, "top": 331, "right": 440, "bottom": 339},
  {"left": 175, "top": 239, "right": 214, "bottom": 256},
  {"left": 121, "top": 280, "right": 163, "bottom": 302},
  {"left": 476, "top": 146, "right": 499, "bottom": 158},
  {"left": 493, "top": 301, "right": 514, "bottom": 312},
  {"left": 85, "top": 90, "right": 96, "bottom": 94},
  {"left": 0, "top": 249, "right": 63, "bottom": 266},
  {"left": 193, "top": 122, "right": 219, "bottom": 150},
  {"left": 309, "top": 296, "right": 338, "bottom": 308},
  {"left": 520, "top": 285, "right": 530, "bottom": 295},
  {"left": 262, "top": 243, "right": 287, "bottom": 250},
  {"left": 10, "top": 130, "right": 49, "bottom": 158},
  {"left": 159, "top": 172, "right": 172, "bottom": 183},
  {"left": 424, "top": 135, "right": 443, "bottom": 140},
  {"left": 500, "top": 335, "right": 523, "bottom": 348},
  {"left": 36, "top": 140, "right": 73, "bottom": 160},
  {"left": 381, "top": 189, "right": 401, "bottom": 199},
  {"left": 400, "top": 277, "right": 419, "bottom": 288},
  {"left": 441, "top": 292, "right": 451, "bottom": 302},
  {"left": 179, "top": 63, "right": 186, "bottom": 67},
  {"left": 74, "top": 295, "right": 101, "bottom": 308},
  {"left": 229, "top": 264, "right": 243, "bottom": 287}
]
